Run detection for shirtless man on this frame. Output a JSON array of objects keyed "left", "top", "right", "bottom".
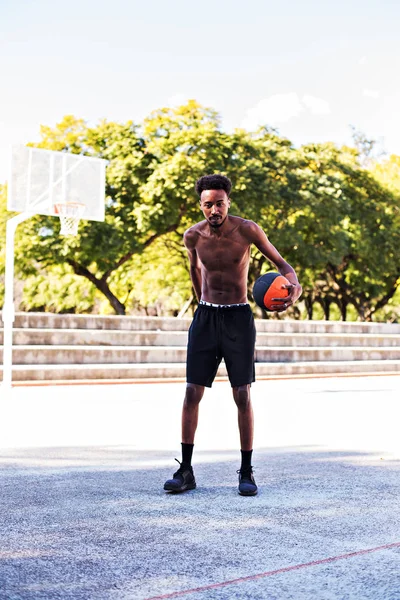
[{"left": 164, "top": 174, "right": 302, "bottom": 495}]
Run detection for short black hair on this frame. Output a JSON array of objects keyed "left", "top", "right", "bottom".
[{"left": 195, "top": 174, "right": 232, "bottom": 197}]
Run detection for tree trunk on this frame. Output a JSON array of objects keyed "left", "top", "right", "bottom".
[
  {"left": 304, "top": 296, "right": 314, "bottom": 320},
  {"left": 96, "top": 278, "right": 126, "bottom": 315},
  {"left": 64, "top": 205, "right": 189, "bottom": 315},
  {"left": 339, "top": 299, "right": 347, "bottom": 321},
  {"left": 366, "top": 277, "right": 400, "bottom": 321},
  {"left": 67, "top": 260, "right": 126, "bottom": 315},
  {"left": 322, "top": 299, "right": 331, "bottom": 321},
  {"left": 358, "top": 304, "right": 366, "bottom": 321}
]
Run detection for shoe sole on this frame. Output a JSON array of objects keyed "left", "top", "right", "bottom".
[
  {"left": 238, "top": 489, "right": 258, "bottom": 496},
  {"left": 164, "top": 483, "right": 196, "bottom": 493}
]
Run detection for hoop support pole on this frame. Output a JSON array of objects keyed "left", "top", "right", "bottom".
[{"left": 2, "top": 212, "right": 34, "bottom": 392}]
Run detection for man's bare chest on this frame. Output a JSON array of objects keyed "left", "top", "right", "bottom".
[{"left": 196, "top": 236, "right": 251, "bottom": 271}]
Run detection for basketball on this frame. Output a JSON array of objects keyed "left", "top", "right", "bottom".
[{"left": 252, "top": 272, "right": 290, "bottom": 311}]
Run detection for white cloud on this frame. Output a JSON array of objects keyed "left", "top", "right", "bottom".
[
  {"left": 358, "top": 56, "right": 368, "bottom": 65},
  {"left": 363, "top": 89, "right": 380, "bottom": 99},
  {"left": 241, "top": 93, "right": 304, "bottom": 129},
  {"left": 242, "top": 93, "right": 331, "bottom": 129},
  {"left": 302, "top": 95, "right": 331, "bottom": 115},
  {"left": 167, "top": 94, "right": 189, "bottom": 107}
]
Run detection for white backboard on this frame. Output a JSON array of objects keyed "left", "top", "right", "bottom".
[{"left": 8, "top": 146, "right": 107, "bottom": 221}]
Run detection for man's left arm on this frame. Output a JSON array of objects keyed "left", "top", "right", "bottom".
[{"left": 245, "top": 221, "right": 302, "bottom": 310}]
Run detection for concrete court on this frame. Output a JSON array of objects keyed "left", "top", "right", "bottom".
[{"left": 0, "top": 376, "right": 400, "bottom": 600}]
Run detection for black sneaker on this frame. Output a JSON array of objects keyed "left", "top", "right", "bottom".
[
  {"left": 164, "top": 459, "right": 196, "bottom": 493},
  {"left": 237, "top": 466, "right": 258, "bottom": 496}
]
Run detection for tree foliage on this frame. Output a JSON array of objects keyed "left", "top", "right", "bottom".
[
  {"left": 11, "top": 102, "right": 234, "bottom": 314},
  {"left": 0, "top": 184, "right": 8, "bottom": 307},
  {"left": 1, "top": 103, "right": 400, "bottom": 321},
  {"left": 291, "top": 144, "right": 400, "bottom": 321},
  {"left": 372, "top": 154, "right": 400, "bottom": 196},
  {"left": 21, "top": 265, "right": 97, "bottom": 313}
]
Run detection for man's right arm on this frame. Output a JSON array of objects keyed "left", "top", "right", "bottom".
[{"left": 183, "top": 229, "right": 202, "bottom": 301}]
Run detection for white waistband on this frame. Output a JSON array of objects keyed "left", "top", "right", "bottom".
[{"left": 199, "top": 300, "right": 249, "bottom": 308}]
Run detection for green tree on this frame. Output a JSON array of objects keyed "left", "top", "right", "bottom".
[
  {"left": 281, "top": 143, "right": 400, "bottom": 320},
  {"left": 234, "top": 139, "right": 400, "bottom": 321},
  {"left": 371, "top": 154, "right": 400, "bottom": 196},
  {"left": 350, "top": 126, "right": 380, "bottom": 168},
  {"left": 0, "top": 184, "right": 8, "bottom": 307},
  {"left": 108, "top": 231, "right": 192, "bottom": 316},
  {"left": 21, "top": 265, "right": 97, "bottom": 313},
  {"left": 4, "top": 106, "right": 400, "bottom": 321},
  {"left": 15, "top": 102, "right": 232, "bottom": 314}
]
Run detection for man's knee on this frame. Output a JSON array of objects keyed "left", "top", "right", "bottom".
[
  {"left": 184, "top": 383, "right": 204, "bottom": 406},
  {"left": 233, "top": 385, "right": 251, "bottom": 411}
]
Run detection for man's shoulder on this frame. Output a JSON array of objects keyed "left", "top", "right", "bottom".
[
  {"left": 183, "top": 221, "right": 207, "bottom": 247},
  {"left": 229, "top": 215, "right": 257, "bottom": 227},
  {"left": 232, "top": 216, "right": 260, "bottom": 237}
]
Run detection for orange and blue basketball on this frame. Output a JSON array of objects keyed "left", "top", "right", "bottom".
[{"left": 253, "top": 272, "right": 290, "bottom": 311}]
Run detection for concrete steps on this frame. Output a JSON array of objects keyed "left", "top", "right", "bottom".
[
  {"left": 4, "top": 361, "right": 400, "bottom": 382},
  {"left": 2, "top": 329, "right": 400, "bottom": 348},
  {"left": 7, "top": 312, "right": 400, "bottom": 334},
  {"left": 1, "top": 312, "right": 400, "bottom": 382},
  {"left": 2, "top": 345, "right": 400, "bottom": 365}
]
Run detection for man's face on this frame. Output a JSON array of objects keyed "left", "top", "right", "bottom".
[{"left": 200, "top": 189, "right": 231, "bottom": 228}]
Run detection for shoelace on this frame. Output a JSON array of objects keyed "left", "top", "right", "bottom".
[
  {"left": 173, "top": 458, "right": 190, "bottom": 476},
  {"left": 237, "top": 466, "right": 255, "bottom": 477}
]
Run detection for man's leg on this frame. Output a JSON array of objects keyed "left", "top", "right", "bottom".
[
  {"left": 182, "top": 383, "right": 205, "bottom": 444},
  {"left": 232, "top": 384, "right": 253, "bottom": 450},
  {"left": 164, "top": 383, "right": 204, "bottom": 493},
  {"left": 232, "top": 384, "right": 257, "bottom": 496}
]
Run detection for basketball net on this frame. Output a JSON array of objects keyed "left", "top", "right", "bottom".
[{"left": 54, "top": 202, "right": 86, "bottom": 236}]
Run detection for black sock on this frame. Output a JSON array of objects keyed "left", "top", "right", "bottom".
[
  {"left": 240, "top": 449, "right": 253, "bottom": 471},
  {"left": 181, "top": 443, "right": 194, "bottom": 466}
]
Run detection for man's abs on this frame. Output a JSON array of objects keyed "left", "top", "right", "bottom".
[{"left": 200, "top": 262, "right": 250, "bottom": 304}]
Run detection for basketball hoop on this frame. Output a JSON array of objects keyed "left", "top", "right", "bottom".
[{"left": 54, "top": 202, "right": 86, "bottom": 236}]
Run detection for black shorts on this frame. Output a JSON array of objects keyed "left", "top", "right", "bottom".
[{"left": 186, "top": 303, "right": 256, "bottom": 388}]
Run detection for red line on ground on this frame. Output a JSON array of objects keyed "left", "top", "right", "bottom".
[{"left": 144, "top": 542, "right": 400, "bottom": 600}]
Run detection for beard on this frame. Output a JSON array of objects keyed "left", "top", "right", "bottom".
[{"left": 209, "top": 216, "right": 226, "bottom": 228}]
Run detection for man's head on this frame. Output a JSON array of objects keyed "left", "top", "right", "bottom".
[{"left": 195, "top": 174, "right": 232, "bottom": 228}]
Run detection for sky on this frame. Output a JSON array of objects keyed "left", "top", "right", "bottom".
[{"left": 1, "top": 0, "right": 400, "bottom": 184}]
